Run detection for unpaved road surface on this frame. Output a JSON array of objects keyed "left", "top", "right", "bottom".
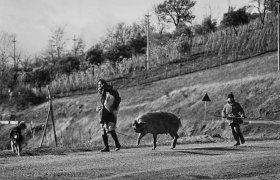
[{"left": 1, "top": 140, "right": 280, "bottom": 180}]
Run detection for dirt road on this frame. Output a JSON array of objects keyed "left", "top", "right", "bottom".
[{"left": 1, "top": 140, "right": 280, "bottom": 180}]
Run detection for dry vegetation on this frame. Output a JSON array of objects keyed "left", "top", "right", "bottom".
[{"left": 48, "top": 17, "right": 277, "bottom": 96}]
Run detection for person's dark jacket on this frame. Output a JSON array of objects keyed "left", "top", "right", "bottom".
[
  {"left": 99, "top": 86, "right": 121, "bottom": 124},
  {"left": 222, "top": 101, "right": 245, "bottom": 125}
]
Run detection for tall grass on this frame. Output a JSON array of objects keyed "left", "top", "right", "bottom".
[
  {"left": 48, "top": 17, "right": 277, "bottom": 96},
  {"left": 148, "top": 17, "right": 277, "bottom": 67}
]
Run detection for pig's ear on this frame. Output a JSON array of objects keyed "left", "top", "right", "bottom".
[
  {"left": 138, "top": 118, "right": 146, "bottom": 124},
  {"left": 133, "top": 120, "right": 138, "bottom": 125}
]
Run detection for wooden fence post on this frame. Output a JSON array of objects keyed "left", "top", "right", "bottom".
[
  {"left": 79, "top": 129, "right": 82, "bottom": 143},
  {"left": 40, "top": 85, "right": 58, "bottom": 147},
  {"left": 30, "top": 121, "right": 34, "bottom": 138},
  {"left": 88, "top": 128, "right": 92, "bottom": 140},
  {"left": 49, "top": 86, "right": 58, "bottom": 147},
  {"left": 179, "top": 63, "right": 182, "bottom": 75},
  {"left": 60, "top": 132, "right": 63, "bottom": 146},
  {"left": 40, "top": 108, "right": 50, "bottom": 147}
]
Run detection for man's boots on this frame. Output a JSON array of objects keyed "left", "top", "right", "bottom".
[
  {"left": 236, "top": 126, "right": 245, "bottom": 144},
  {"left": 231, "top": 126, "right": 240, "bottom": 146},
  {"left": 111, "top": 131, "right": 121, "bottom": 151},
  {"left": 101, "top": 133, "right": 110, "bottom": 152}
]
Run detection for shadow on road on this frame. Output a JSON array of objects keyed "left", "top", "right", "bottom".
[
  {"left": 176, "top": 150, "right": 223, "bottom": 156},
  {"left": 188, "top": 146, "right": 245, "bottom": 151},
  {"left": 173, "top": 146, "right": 245, "bottom": 156},
  {"left": 107, "top": 167, "right": 214, "bottom": 180}
]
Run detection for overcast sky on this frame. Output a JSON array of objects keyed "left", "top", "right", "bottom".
[{"left": 0, "top": 0, "right": 251, "bottom": 55}]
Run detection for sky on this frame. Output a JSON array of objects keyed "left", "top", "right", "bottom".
[{"left": 0, "top": 0, "right": 251, "bottom": 55}]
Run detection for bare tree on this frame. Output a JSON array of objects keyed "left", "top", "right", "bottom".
[
  {"left": 48, "top": 26, "right": 67, "bottom": 60},
  {"left": 115, "top": 22, "right": 133, "bottom": 45},
  {"left": 72, "top": 36, "right": 86, "bottom": 57},
  {"left": 19, "top": 55, "right": 33, "bottom": 72},
  {"left": 104, "top": 22, "right": 133, "bottom": 47},
  {"left": 0, "top": 32, "right": 13, "bottom": 97},
  {"left": 0, "top": 32, "right": 13, "bottom": 69},
  {"left": 250, "top": 0, "right": 277, "bottom": 24},
  {"left": 131, "top": 22, "right": 146, "bottom": 37},
  {"left": 152, "top": 5, "right": 170, "bottom": 34}
]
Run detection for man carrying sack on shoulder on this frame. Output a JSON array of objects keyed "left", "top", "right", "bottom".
[{"left": 96, "top": 79, "right": 121, "bottom": 152}]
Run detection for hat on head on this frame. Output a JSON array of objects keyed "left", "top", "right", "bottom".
[
  {"left": 98, "top": 79, "right": 107, "bottom": 85},
  {"left": 227, "top": 92, "right": 234, "bottom": 99}
]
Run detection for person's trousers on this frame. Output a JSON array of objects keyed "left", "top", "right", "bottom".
[
  {"left": 102, "top": 128, "right": 120, "bottom": 148},
  {"left": 230, "top": 123, "right": 244, "bottom": 143}
]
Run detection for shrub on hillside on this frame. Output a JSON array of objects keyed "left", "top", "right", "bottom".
[
  {"left": 86, "top": 45, "right": 104, "bottom": 65},
  {"left": 220, "top": 6, "right": 250, "bottom": 34},
  {"left": 56, "top": 56, "right": 80, "bottom": 75},
  {"left": 21, "top": 67, "right": 52, "bottom": 95},
  {"left": 0, "top": 94, "right": 9, "bottom": 105},
  {"left": 9, "top": 86, "right": 45, "bottom": 109},
  {"left": 128, "top": 33, "right": 146, "bottom": 56},
  {"left": 176, "top": 35, "right": 192, "bottom": 55},
  {"left": 172, "top": 22, "right": 193, "bottom": 38}
]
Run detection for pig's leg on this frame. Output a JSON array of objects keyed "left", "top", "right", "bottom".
[
  {"left": 169, "top": 133, "right": 175, "bottom": 149},
  {"left": 171, "top": 132, "right": 179, "bottom": 149},
  {"left": 152, "top": 134, "right": 157, "bottom": 150},
  {"left": 136, "top": 133, "right": 146, "bottom": 146}
]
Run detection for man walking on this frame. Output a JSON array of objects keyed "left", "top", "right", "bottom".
[
  {"left": 222, "top": 92, "right": 245, "bottom": 146},
  {"left": 96, "top": 79, "right": 121, "bottom": 152}
]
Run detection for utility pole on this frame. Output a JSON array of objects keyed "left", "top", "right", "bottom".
[
  {"left": 228, "top": 0, "right": 230, "bottom": 11},
  {"left": 145, "top": 12, "right": 151, "bottom": 70},
  {"left": 12, "top": 35, "right": 16, "bottom": 69},
  {"left": 72, "top": 35, "right": 77, "bottom": 57}
]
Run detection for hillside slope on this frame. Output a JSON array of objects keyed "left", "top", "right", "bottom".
[{"left": 1, "top": 52, "right": 280, "bottom": 149}]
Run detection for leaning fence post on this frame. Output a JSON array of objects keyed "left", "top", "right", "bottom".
[
  {"left": 40, "top": 85, "right": 58, "bottom": 147},
  {"left": 40, "top": 108, "right": 50, "bottom": 147}
]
